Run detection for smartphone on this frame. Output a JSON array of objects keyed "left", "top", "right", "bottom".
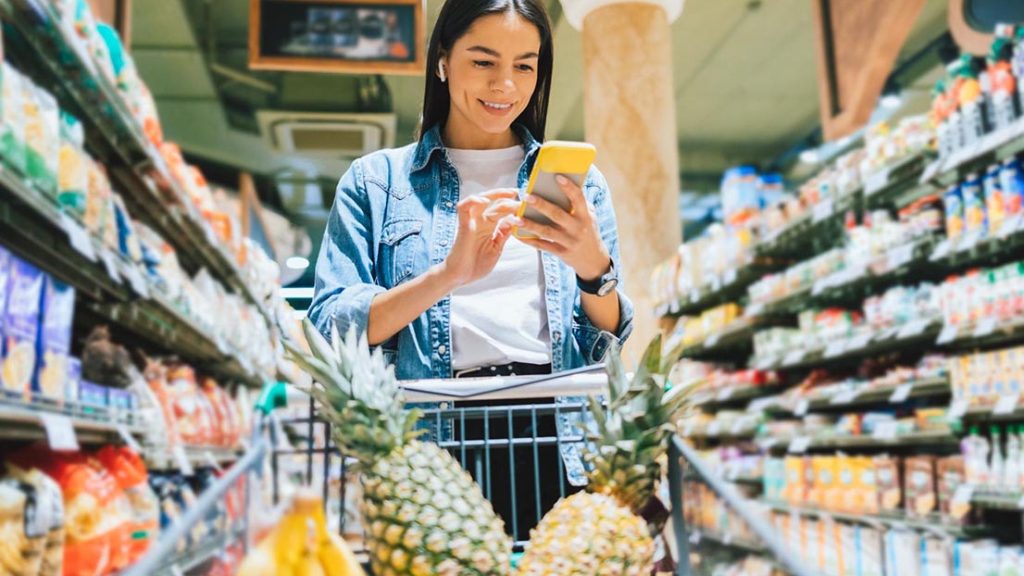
[{"left": 514, "top": 141, "right": 597, "bottom": 239}]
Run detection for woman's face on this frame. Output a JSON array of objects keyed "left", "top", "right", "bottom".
[{"left": 443, "top": 11, "right": 541, "bottom": 139}]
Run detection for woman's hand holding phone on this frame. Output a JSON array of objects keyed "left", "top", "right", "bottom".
[
  {"left": 439, "top": 188, "right": 520, "bottom": 288},
  {"left": 514, "top": 175, "right": 611, "bottom": 281}
]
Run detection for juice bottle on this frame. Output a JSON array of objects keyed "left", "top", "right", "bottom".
[
  {"left": 962, "top": 173, "right": 987, "bottom": 236},
  {"left": 933, "top": 79, "right": 955, "bottom": 159},
  {"left": 983, "top": 164, "right": 1006, "bottom": 233},
  {"left": 946, "top": 60, "right": 967, "bottom": 153},
  {"left": 999, "top": 157, "right": 1024, "bottom": 216},
  {"left": 1004, "top": 424, "right": 1020, "bottom": 491},
  {"left": 1013, "top": 26, "right": 1024, "bottom": 113},
  {"left": 958, "top": 55, "right": 990, "bottom": 147},
  {"left": 989, "top": 29, "right": 1019, "bottom": 130},
  {"left": 990, "top": 425, "right": 1005, "bottom": 492},
  {"left": 944, "top": 185, "right": 965, "bottom": 240}
]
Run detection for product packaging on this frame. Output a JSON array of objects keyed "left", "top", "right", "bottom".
[
  {"left": 23, "top": 83, "right": 59, "bottom": 197},
  {"left": 0, "top": 246, "right": 10, "bottom": 358},
  {"left": 874, "top": 455, "right": 902, "bottom": 512},
  {"left": 57, "top": 113, "right": 89, "bottom": 216},
  {"left": 1, "top": 62, "right": 27, "bottom": 175},
  {"left": 2, "top": 258, "right": 44, "bottom": 398},
  {"left": 904, "top": 456, "right": 937, "bottom": 518},
  {"left": 36, "top": 277, "right": 75, "bottom": 402}
]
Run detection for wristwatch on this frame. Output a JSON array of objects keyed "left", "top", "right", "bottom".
[{"left": 577, "top": 259, "right": 618, "bottom": 297}]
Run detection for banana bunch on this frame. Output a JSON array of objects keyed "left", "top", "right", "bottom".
[{"left": 237, "top": 490, "right": 366, "bottom": 576}]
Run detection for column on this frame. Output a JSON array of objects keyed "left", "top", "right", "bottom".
[{"left": 561, "top": 0, "right": 683, "bottom": 361}]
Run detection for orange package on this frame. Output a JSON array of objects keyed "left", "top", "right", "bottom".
[
  {"left": 146, "top": 359, "right": 182, "bottom": 446},
  {"left": 96, "top": 446, "right": 160, "bottom": 563},
  {"left": 11, "top": 445, "right": 133, "bottom": 575},
  {"left": 167, "top": 364, "right": 216, "bottom": 446},
  {"left": 201, "top": 378, "right": 232, "bottom": 447}
]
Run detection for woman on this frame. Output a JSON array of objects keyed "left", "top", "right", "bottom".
[{"left": 309, "top": 0, "right": 634, "bottom": 539}]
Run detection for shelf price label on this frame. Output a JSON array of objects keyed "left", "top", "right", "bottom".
[
  {"left": 172, "top": 445, "right": 195, "bottom": 476},
  {"left": 39, "top": 413, "right": 79, "bottom": 451},
  {"left": 889, "top": 383, "right": 914, "bottom": 404},
  {"left": 794, "top": 399, "right": 811, "bottom": 417},
  {"left": 948, "top": 399, "right": 970, "bottom": 420},
  {"left": 864, "top": 168, "right": 891, "bottom": 196},
  {"left": 929, "top": 240, "right": 951, "bottom": 262},
  {"left": 993, "top": 393, "right": 1020, "bottom": 416},
  {"left": 937, "top": 324, "right": 960, "bottom": 345},
  {"left": 788, "top": 436, "right": 812, "bottom": 454},
  {"left": 123, "top": 266, "right": 150, "bottom": 299},
  {"left": 952, "top": 484, "right": 975, "bottom": 507},
  {"left": 99, "top": 250, "right": 122, "bottom": 284},
  {"left": 830, "top": 388, "right": 861, "bottom": 405},
  {"left": 824, "top": 340, "right": 847, "bottom": 358},
  {"left": 59, "top": 213, "right": 98, "bottom": 262},
  {"left": 705, "top": 333, "right": 722, "bottom": 348},
  {"left": 871, "top": 421, "right": 898, "bottom": 441},
  {"left": 999, "top": 214, "right": 1023, "bottom": 238},
  {"left": 848, "top": 332, "right": 873, "bottom": 351},
  {"left": 783, "top": 349, "right": 806, "bottom": 367},
  {"left": 886, "top": 244, "right": 915, "bottom": 270},
  {"left": 724, "top": 269, "right": 738, "bottom": 285},
  {"left": 746, "top": 303, "right": 765, "bottom": 317},
  {"left": 116, "top": 425, "right": 142, "bottom": 453},
  {"left": 813, "top": 199, "right": 834, "bottom": 223},
  {"left": 716, "top": 387, "right": 735, "bottom": 402},
  {"left": 898, "top": 319, "right": 930, "bottom": 339},
  {"left": 973, "top": 318, "right": 998, "bottom": 339}
]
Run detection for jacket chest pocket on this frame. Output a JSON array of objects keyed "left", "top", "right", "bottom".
[{"left": 379, "top": 217, "right": 424, "bottom": 287}]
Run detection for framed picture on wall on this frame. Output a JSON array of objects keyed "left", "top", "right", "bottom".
[{"left": 249, "top": 0, "right": 425, "bottom": 75}]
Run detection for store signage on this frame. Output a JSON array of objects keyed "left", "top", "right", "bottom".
[{"left": 249, "top": 0, "right": 425, "bottom": 75}]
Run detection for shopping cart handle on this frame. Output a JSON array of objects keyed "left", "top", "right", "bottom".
[{"left": 256, "top": 381, "right": 289, "bottom": 414}]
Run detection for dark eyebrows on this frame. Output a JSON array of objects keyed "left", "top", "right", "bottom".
[{"left": 467, "top": 45, "right": 540, "bottom": 60}]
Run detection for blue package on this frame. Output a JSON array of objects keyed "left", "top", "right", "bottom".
[
  {"left": 2, "top": 258, "right": 43, "bottom": 398},
  {"left": 78, "top": 380, "right": 108, "bottom": 410},
  {"left": 0, "top": 246, "right": 10, "bottom": 359},
  {"left": 35, "top": 276, "right": 75, "bottom": 402}
]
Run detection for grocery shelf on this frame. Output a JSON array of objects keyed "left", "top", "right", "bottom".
[
  {"left": 862, "top": 152, "right": 935, "bottom": 209},
  {"left": 658, "top": 262, "right": 776, "bottom": 319},
  {"left": 962, "top": 404, "right": 1024, "bottom": 423},
  {"left": 752, "top": 318, "right": 942, "bottom": 371},
  {"left": 755, "top": 191, "right": 857, "bottom": 260},
  {"left": 668, "top": 316, "right": 762, "bottom": 362},
  {"left": 127, "top": 523, "right": 245, "bottom": 576},
  {"left": 809, "top": 236, "right": 939, "bottom": 305},
  {"left": 0, "top": 0, "right": 275, "bottom": 330},
  {"left": 692, "top": 383, "right": 784, "bottom": 411},
  {"left": 772, "top": 377, "right": 950, "bottom": 416},
  {"left": 971, "top": 490, "right": 1024, "bottom": 511},
  {"left": 936, "top": 315, "right": 1024, "bottom": 355},
  {"left": 760, "top": 429, "right": 958, "bottom": 453},
  {"left": 684, "top": 422, "right": 760, "bottom": 442},
  {"left": 145, "top": 445, "right": 241, "bottom": 473},
  {"left": 928, "top": 215, "right": 1024, "bottom": 272},
  {"left": 691, "top": 528, "right": 767, "bottom": 554},
  {"left": 920, "top": 114, "right": 1024, "bottom": 187},
  {"left": 0, "top": 394, "right": 144, "bottom": 444},
  {"left": 761, "top": 500, "right": 978, "bottom": 537}
]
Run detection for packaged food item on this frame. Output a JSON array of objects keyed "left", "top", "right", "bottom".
[
  {"left": 962, "top": 173, "right": 987, "bottom": 236},
  {"left": 957, "top": 56, "right": 990, "bottom": 147},
  {"left": 84, "top": 160, "right": 112, "bottom": 237},
  {"left": 988, "top": 30, "right": 1019, "bottom": 130},
  {"left": 943, "top": 185, "right": 965, "bottom": 240},
  {"left": 1000, "top": 156, "right": 1024, "bottom": 216},
  {"left": 0, "top": 478, "right": 47, "bottom": 574},
  {"left": 2, "top": 258, "right": 44, "bottom": 397},
  {"left": 78, "top": 381, "right": 107, "bottom": 410},
  {"left": 0, "top": 246, "right": 10, "bottom": 356},
  {"left": 0, "top": 62, "right": 27, "bottom": 175},
  {"left": 167, "top": 363, "right": 215, "bottom": 445},
  {"left": 884, "top": 529, "right": 920, "bottom": 576},
  {"left": 96, "top": 446, "right": 159, "bottom": 563},
  {"left": 36, "top": 277, "right": 75, "bottom": 402},
  {"left": 904, "top": 456, "right": 937, "bottom": 518},
  {"left": 25, "top": 84, "right": 59, "bottom": 197},
  {"left": 6, "top": 463, "right": 66, "bottom": 575},
  {"left": 874, "top": 455, "right": 901, "bottom": 512},
  {"left": 937, "top": 455, "right": 968, "bottom": 521},
  {"left": 66, "top": 357, "right": 81, "bottom": 405},
  {"left": 858, "top": 526, "right": 885, "bottom": 576},
  {"left": 57, "top": 113, "right": 89, "bottom": 217},
  {"left": 984, "top": 164, "right": 1007, "bottom": 233},
  {"left": 107, "top": 388, "right": 134, "bottom": 416}
]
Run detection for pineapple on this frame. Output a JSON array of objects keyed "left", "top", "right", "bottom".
[
  {"left": 286, "top": 321, "right": 512, "bottom": 576},
  {"left": 516, "top": 335, "right": 696, "bottom": 575}
]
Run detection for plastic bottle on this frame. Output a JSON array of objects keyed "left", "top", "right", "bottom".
[
  {"left": 966, "top": 426, "right": 989, "bottom": 486},
  {"left": 958, "top": 55, "right": 991, "bottom": 147},
  {"left": 1000, "top": 157, "right": 1024, "bottom": 217},
  {"left": 989, "top": 32, "right": 1019, "bottom": 130},
  {"left": 984, "top": 165, "right": 1006, "bottom": 234},
  {"left": 991, "top": 426, "right": 1005, "bottom": 492},
  {"left": 1004, "top": 424, "right": 1020, "bottom": 492}
]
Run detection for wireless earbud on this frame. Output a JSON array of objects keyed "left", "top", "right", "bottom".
[{"left": 438, "top": 61, "right": 447, "bottom": 83}]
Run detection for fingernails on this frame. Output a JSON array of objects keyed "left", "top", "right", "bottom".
[
  {"left": 525, "top": 195, "right": 537, "bottom": 205},
  {"left": 556, "top": 174, "right": 569, "bottom": 185}
]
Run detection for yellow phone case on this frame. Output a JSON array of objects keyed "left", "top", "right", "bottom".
[{"left": 514, "top": 141, "right": 596, "bottom": 239}]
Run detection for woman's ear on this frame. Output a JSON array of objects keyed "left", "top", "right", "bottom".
[{"left": 437, "top": 52, "right": 449, "bottom": 83}]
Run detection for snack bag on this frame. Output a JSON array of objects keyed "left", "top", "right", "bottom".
[
  {"left": 6, "top": 464, "right": 65, "bottom": 575},
  {"left": 96, "top": 446, "right": 160, "bottom": 562},
  {"left": 23, "top": 83, "right": 59, "bottom": 198},
  {"left": 57, "top": 113, "right": 89, "bottom": 217},
  {"left": 0, "top": 478, "right": 47, "bottom": 574},
  {"left": 167, "top": 363, "right": 212, "bottom": 445},
  {"left": 2, "top": 258, "right": 44, "bottom": 398},
  {"left": 1, "top": 62, "right": 27, "bottom": 175},
  {"left": 36, "top": 277, "right": 76, "bottom": 402}
]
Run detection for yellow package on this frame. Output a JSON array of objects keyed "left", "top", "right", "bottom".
[
  {"left": 84, "top": 160, "right": 111, "bottom": 235},
  {"left": 812, "top": 457, "right": 837, "bottom": 509},
  {"left": 783, "top": 457, "right": 804, "bottom": 504},
  {"left": 835, "top": 455, "right": 856, "bottom": 513}
]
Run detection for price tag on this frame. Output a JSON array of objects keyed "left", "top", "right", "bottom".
[
  {"left": 690, "top": 289, "right": 701, "bottom": 303},
  {"left": 898, "top": 319, "right": 930, "bottom": 339},
  {"left": 705, "top": 333, "right": 722, "bottom": 348},
  {"left": 872, "top": 421, "right": 898, "bottom": 440},
  {"left": 707, "top": 422, "right": 721, "bottom": 436},
  {"left": 1017, "top": 494, "right": 1024, "bottom": 510},
  {"left": 710, "top": 276, "right": 722, "bottom": 291},
  {"left": 993, "top": 393, "right": 1020, "bottom": 415},
  {"left": 730, "top": 420, "right": 747, "bottom": 435},
  {"left": 171, "top": 564, "right": 185, "bottom": 576},
  {"left": 824, "top": 340, "right": 847, "bottom": 358},
  {"left": 949, "top": 399, "right": 970, "bottom": 420},
  {"left": 812, "top": 277, "right": 829, "bottom": 296},
  {"left": 848, "top": 332, "right": 873, "bottom": 351},
  {"left": 864, "top": 168, "right": 890, "bottom": 196},
  {"left": 952, "top": 484, "right": 975, "bottom": 506},
  {"left": 813, "top": 199, "right": 834, "bottom": 223},
  {"left": 887, "top": 244, "right": 915, "bottom": 270},
  {"left": 974, "top": 317, "right": 998, "bottom": 338},
  {"left": 957, "top": 233, "right": 981, "bottom": 253},
  {"left": 937, "top": 324, "right": 960, "bottom": 345},
  {"left": 830, "top": 389, "right": 860, "bottom": 405},
  {"left": 204, "top": 451, "right": 225, "bottom": 473},
  {"left": 794, "top": 399, "right": 811, "bottom": 416},
  {"left": 930, "top": 240, "right": 951, "bottom": 262},
  {"left": 716, "top": 387, "right": 735, "bottom": 401},
  {"left": 683, "top": 422, "right": 696, "bottom": 437},
  {"left": 116, "top": 425, "right": 142, "bottom": 453},
  {"left": 758, "top": 437, "right": 778, "bottom": 450},
  {"left": 788, "top": 436, "right": 812, "bottom": 454},
  {"left": 724, "top": 269, "right": 738, "bottom": 284},
  {"left": 783, "top": 349, "right": 806, "bottom": 366},
  {"left": 99, "top": 251, "right": 122, "bottom": 284},
  {"left": 747, "top": 303, "right": 765, "bottom": 317},
  {"left": 39, "top": 413, "right": 79, "bottom": 451},
  {"left": 59, "top": 213, "right": 98, "bottom": 262},
  {"left": 722, "top": 532, "right": 733, "bottom": 545},
  {"left": 690, "top": 531, "right": 702, "bottom": 545},
  {"left": 999, "top": 214, "right": 1022, "bottom": 237},
  {"left": 890, "top": 383, "right": 914, "bottom": 404},
  {"left": 173, "top": 445, "right": 195, "bottom": 476},
  {"left": 123, "top": 266, "right": 150, "bottom": 298},
  {"left": 920, "top": 160, "right": 942, "bottom": 183}
]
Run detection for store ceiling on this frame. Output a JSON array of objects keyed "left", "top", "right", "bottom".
[{"left": 129, "top": 0, "right": 949, "bottom": 286}]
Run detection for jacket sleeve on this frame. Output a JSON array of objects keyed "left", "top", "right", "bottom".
[
  {"left": 572, "top": 168, "right": 635, "bottom": 364},
  {"left": 308, "top": 159, "right": 386, "bottom": 341}
]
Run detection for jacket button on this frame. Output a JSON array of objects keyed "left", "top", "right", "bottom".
[
  {"left": 440, "top": 238, "right": 449, "bottom": 247},
  {"left": 438, "top": 345, "right": 447, "bottom": 355}
]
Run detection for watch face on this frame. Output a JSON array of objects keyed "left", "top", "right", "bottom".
[{"left": 597, "top": 277, "right": 619, "bottom": 297}]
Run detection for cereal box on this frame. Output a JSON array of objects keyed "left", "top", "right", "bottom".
[
  {"left": 1, "top": 258, "right": 43, "bottom": 397},
  {"left": 905, "top": 456, "right": 937, "bottom": 518},
  {"left": 35, "top": 276, "right": 75, "bottom": 402}
]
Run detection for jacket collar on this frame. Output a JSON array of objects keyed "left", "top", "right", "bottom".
[{"left": 411, "top": 122, "right": 541, "bottom": 173}]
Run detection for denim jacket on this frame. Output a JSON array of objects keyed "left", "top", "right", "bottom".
[{"left": 308, "top": 123, "right": 634, "bottom": 380}]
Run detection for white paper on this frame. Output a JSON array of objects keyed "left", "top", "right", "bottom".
[
  {"left": 783, "top": 349, "right": 806, "bottom": 366},
  {"left": 889, "top": 383, "right": 914, "bottom": 404},
  {"left": 100, "top": 251, "right": 122, "bottom": 284},
  {"left": 794, "top": 399, "right": 810, "bottom": 417},
  {"left": 937, "top": 324, "right": 959, "bottom": 345},
  {"left": 813, "top": 199, "right": 834, "bottom": 223},
  {"left": 788, "top": 436, "right": 812, "bottom": 454},
  {"left": 824, "top": 340, "right": 847, "bottom": 358},
  {"left": 716, "top": 387, "right": 735, "bottom": 401},
  {"left": 173, "top": 445, "right": 195, "bottom": 476},
  {"left": 60, "top": 213, "right": 97, "bottom": 262},
  {"left": 973, "top": 317, "right": 998, "bottom": 338},
  {"left": 930, "top": 240, "right": 951, "bottom": 262},
  {"left": 116, "top": 424, "right": 142, "bottom": 453},
  {"left": 993, "top": 393, "right": 1020, "bottom": 416},
  {"left": 872, "top": 421, "right": 898, "bottom": 440},
  {"left": 39, "top": 413, "right": 78, "bottom": 451}
]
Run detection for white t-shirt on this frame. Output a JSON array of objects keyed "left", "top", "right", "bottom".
[{"left": 447, "top": 145, "right": 551, "bottom": 371}]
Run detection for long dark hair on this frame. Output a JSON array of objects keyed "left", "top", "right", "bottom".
[{"left": 419, "top": 0, "right": 553, "bottom": 143}]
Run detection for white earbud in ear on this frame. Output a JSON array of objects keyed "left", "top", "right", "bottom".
[{"left": 438, "top": 61, "right": 447, "bottom": 83}]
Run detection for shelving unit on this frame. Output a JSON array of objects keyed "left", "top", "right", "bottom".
[{"left": 760, "top": 501, "right": 979, "bottom": 538}]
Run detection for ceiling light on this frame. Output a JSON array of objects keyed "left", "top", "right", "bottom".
[
  {"left": 286, "top": 256, "right": 310, "bottom": 270},
  {"left": 799, "top": 149, "right": 820, "bottom": 164}
]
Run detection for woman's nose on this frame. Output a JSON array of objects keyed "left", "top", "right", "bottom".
[{"left": 490, "top": 69, "right": 515, "bottom": 92}]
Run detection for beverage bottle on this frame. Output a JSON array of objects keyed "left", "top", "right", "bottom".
[
  {"left": 958, "top": 55, "right": 991, "bottom": 147},
  {"left": 989, "top": 27, "right": 1019, "bottom": 130},
  {"left": 932, "top": 79, "right": 954, "bottom": 159},
  {"left": 991, "top": 425, "right": 1005, "bottom": 492},
  {"left": 984, "top": 164, "right": 1006, "bottom": 233},
  {"left": 1004, "top": 424, "right": 1020, "bottom": 492}
]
